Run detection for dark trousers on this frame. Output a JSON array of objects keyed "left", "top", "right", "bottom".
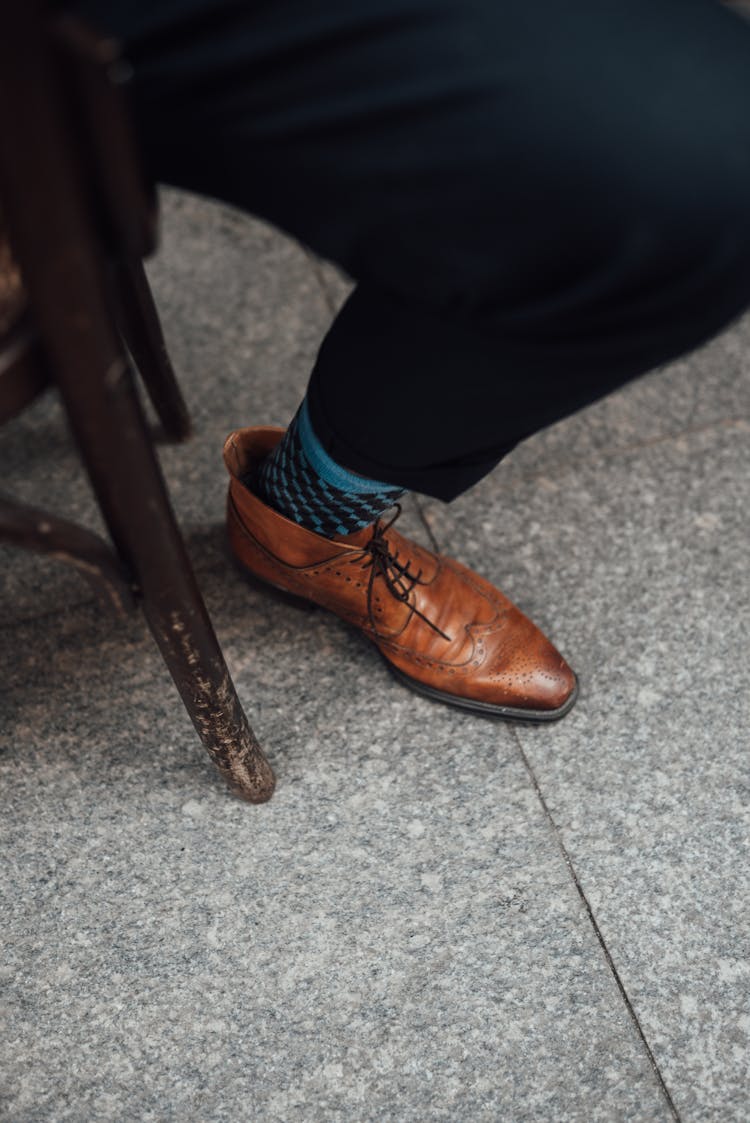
[{"left": 81, "top": 0, "right": 750, "bottom": 498}]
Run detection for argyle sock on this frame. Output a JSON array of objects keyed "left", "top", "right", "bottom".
[{"left": 249, "top": 398, "right": 405, "bottom": 536}]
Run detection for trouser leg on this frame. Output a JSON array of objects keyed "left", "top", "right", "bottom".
[{"left": 81, "top": 0, "right": 750, "bottom": 498}]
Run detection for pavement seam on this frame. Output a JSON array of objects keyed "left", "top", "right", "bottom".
[{"left": 511, "top": 729, "right": 682, "bottom": 1123}]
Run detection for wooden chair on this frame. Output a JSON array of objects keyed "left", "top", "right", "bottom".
[{"left": 0, "top": 1, "right": 275, "bottom": 803}]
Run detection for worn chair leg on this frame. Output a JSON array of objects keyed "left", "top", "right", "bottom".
[
  {"left": 0, "top": 3, "right": 274, "bottom": 802},
  {"left": 77, "top": 360, "right": 275, "bottom": 803},
  {"left": 115, "top": 258, "right": 192, "bottom": 442},
  {"left": 142, "top": 591, "right": 276, "bottom": 802}
]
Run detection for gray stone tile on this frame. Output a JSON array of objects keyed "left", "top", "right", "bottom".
[
  {"left": 420, "top": 419, "right": 750, "bottom": 1120},
  {"left": 1, "top": 578, "right": 671, "bottom": 1122},
  {"left": 5, "top": 182, "right": 747, "bottom": 1119}
]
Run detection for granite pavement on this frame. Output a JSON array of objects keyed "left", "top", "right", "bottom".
[{"left": 1, "top": 190, "right": 748, "bottom": 1121}]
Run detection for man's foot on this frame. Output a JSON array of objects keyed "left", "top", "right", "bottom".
[{"left": 224, "top": 427, "right": 578, "bottom": 720}]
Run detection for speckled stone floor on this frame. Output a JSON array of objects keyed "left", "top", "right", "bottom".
[{"left": 1, "top": 190, "right": 749, "bottom": 1122}]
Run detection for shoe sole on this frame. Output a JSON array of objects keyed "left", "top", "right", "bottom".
[
  {"left": 231, "top": 549, "right": 579, "bottom": 722},
  {"left": 382, "top": 658, "right": 579, "bottom": 722}
]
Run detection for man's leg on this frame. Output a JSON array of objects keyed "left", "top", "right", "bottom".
[
  {"left": 95, "top": 0, "right": 750, "bottom": 497},
  {"left": 78, "top": 0, "right": 750, "bottom": 715}
]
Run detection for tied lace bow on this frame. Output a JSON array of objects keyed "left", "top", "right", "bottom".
[{"left": 356, "top": 506, "right": 451, "bottom": 642}]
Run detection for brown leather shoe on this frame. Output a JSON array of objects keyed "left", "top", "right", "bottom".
[{"left": 224, "top": 426, "right": 578, "bottom": 720}]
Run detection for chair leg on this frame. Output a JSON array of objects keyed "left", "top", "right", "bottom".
[
  {"left": 0, "top": 8, "right": 271, "bottom": 800},
  {"left": 142, "top": 587, "right": 276, "bottom": 803},
  {"left": 58, "top": 353, "right": 275, "bottom": 803},
  {"left": 115, "top": 258, "right": 192, "bottom": 442}
]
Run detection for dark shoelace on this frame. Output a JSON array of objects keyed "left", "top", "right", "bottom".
[{"left": 357, "top": 506, "right": 452, "bottom": 642}]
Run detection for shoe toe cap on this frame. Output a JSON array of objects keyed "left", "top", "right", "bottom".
[
  {"left": 474, "top": 602, "right": 578, "bottom": 715},
  {"left": 487, "top": 650, "right": 577, "bottom": 714}
]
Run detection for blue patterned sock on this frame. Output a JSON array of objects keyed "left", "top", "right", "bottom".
[{"left": 250, "top": 399, "right": 405, "bottom": 536}]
